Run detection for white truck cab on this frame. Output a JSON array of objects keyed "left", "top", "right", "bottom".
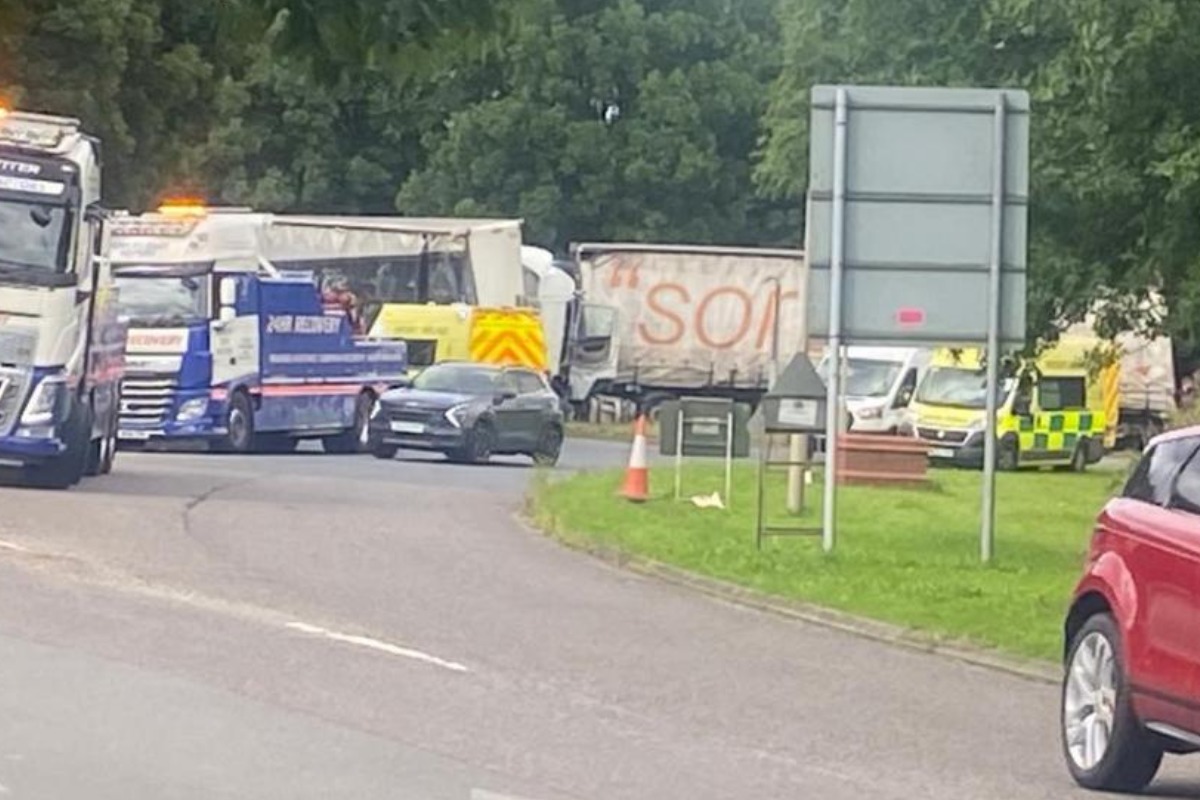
[
  {"left": 816, "top": 346, "right": 931, "bottom": 434},
  {"left": 0, "top": 107, "right": 124, "bottom": 487}
]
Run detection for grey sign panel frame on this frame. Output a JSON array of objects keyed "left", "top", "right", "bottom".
[{"left": 806, "top": 85, "right": 1030, "bottom": 347}]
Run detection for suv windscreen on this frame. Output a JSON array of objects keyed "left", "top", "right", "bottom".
[{"left": 1123, "top": 438, "right": 1200, "bottom": 506}]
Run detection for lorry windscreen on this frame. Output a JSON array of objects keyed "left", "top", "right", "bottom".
[
  {"left": 0, "top": 197, "right": 73, "bottom": 276},
  {"left": 915, "top": 366, "right": 1007, "bottom": 409},
  {"left": 819, "top": 357, "right": 902, "bottom": 398},
  {"left": 114, "top": 271, "right": 210, "bottom": 326}
]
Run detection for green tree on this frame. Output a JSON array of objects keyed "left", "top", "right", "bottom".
[
  {"left": 398, "top": 0, "right": 793, "bottom": 252},
  {"left": 759, "top": 0, "right": 1200, "bottom": 359}
]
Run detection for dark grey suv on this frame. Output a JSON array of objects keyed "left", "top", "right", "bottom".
[{"left": 367, "top": 361, "right": 565, "bottom": 466}]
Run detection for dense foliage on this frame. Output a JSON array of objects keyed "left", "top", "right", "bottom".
[{"left": 4, "top": 0, "right": 1200, "bottom": 360}]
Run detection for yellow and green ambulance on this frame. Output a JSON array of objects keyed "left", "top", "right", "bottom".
[{"left": 908, "top": 337, "right": 1119, "bottom": 471}]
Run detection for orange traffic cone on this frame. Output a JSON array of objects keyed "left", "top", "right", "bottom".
[{"left": 621, "top": 414, "right": 650, "bottom": 502}]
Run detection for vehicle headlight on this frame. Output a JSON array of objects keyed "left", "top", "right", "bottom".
[
  {"left": 855, "top": 404, "right": 884, "bottom": 420},
  {"left": 968, "top": 417, "right": 987, "bottom": 431},
  {"left": 19, "top": 375, "right": 67, "bottom": 426},
  {"left": 175, "top": 398, "right": 209, "bottom": 422},
  {"left": 445, "top": 403, "right": 470, "bottom": 429}
]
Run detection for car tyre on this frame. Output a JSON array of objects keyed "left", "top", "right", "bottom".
[
  {"left": 1062, "top": 613, "right": 1163, "bottom": 793},
  {"left": 532, "top": 423, "right": 564, "bottom": 467},
  {"left": 371, "top": 443, "right": 399, "bottom": 460},
  {"left": 450, "top": 421, "right": 493, "bottom": 464}
]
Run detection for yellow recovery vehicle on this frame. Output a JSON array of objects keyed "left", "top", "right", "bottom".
[
  {"left": 909, "top": 336, "right": 1118, "bottom": 471},
  {"left": 369, "top": 303, "right": 549, "bottom": 375}
]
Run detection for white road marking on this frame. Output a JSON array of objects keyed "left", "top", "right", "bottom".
[
  {"left": 0, "top": 539, "right": 30, "bottom": 554},
  {"left": 0, "top": 779, "right": 10, "bottom": 794},
  {"left": 285, "top": 621, "right": 469, "bottom": 673}
]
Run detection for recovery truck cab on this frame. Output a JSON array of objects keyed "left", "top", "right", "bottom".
[
  {"left": 110, "top": 204, "right": 408, "bottom": 454},
  {"left": 910, "top": 339, "right": 1115, "bottom": 470},
  {"left": 0, "top": 108, "right": 125, "bottom": 488}
]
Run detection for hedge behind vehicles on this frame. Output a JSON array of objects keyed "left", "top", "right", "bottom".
[
  {"left": 0, "top": 108, "right": 126, "bottom": 489},
  {"left": 910, "top": 338, "right": 1114, "bottom": 471}
]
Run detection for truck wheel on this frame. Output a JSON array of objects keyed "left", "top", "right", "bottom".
[
  {"left": 85, "top": 406, "right": 118, "bottom": 477},
  {"left": 322, "top": 392, "right": 373, "bottom": 455},
  {"left": 220, "top": 391, "right": 255, "bottom": 454},
  {"left": 26, "top": 401, "right": 90, "bottom": 489}
]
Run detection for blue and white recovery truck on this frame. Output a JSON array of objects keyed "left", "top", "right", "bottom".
[
  {"left": 109, "top": 204, "right": 408, "bottom": 453},
  {"left": 0, "top": 107, "right": 125, "bottom": 488}
]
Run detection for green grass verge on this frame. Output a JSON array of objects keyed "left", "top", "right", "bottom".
[
  {"left": 532, "top": 463, "right": 1129, "bottom": 661},
  {"left": 564, "top": 420, "right": 658, "bottom": 442}
]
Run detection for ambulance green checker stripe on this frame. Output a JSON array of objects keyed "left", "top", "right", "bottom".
[{"left": 1016, "top": 410, "right": 1104, "bottom": 454}]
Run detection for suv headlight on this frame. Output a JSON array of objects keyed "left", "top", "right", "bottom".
[
  {"left": 445, "top": 403, "right": 470, "bottom": 429},
  {"left": 20, "top": 375, "right": 67, "bottom": 426},
  {"left": 176, "top": 398, "right": 209, "bottom": 422}
]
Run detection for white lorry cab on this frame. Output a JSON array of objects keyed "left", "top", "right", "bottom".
[
  {"left": 816, "top": 347, "right": 931, "bottom": 434},
  {"left": 0, "top": 108, "right": 125, "bottom": 488}
]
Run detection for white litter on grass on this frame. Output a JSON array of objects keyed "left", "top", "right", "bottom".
[{"left": 690, "top": 492, "right": 725, "bottom": 510}]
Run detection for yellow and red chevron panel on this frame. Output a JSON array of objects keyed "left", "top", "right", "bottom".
[{"left": 469, "top": 308, "right": 549, "bottom": 371}]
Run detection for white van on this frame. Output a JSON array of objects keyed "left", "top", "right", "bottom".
[{"left": 816, "top": 346, "right": 932, "bottom": 434}]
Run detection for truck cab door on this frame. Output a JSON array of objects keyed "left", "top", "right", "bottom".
[
  {"left": 211, "top": 275, "right": 260, "bottom": 387},
  {"left": 567, "top": 302, "right": 619, "bottom": 403}
]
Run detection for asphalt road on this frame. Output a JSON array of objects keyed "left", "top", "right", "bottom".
[{"left": 0, "top": 437, "right": 1196, "bottom": 799}]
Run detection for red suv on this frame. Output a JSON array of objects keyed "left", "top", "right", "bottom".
[{"left": 1062, "top": 428, "right": 1200, "bottom": 792}]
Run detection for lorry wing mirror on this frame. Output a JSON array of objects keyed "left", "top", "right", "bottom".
[{"left": 896, "top": 387, "right": 914, "bottom": 407}]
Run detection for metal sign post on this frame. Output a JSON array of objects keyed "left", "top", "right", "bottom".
[
  {"left": 820, "top": 87, "right": 849, "bottom": 555},
  {"left": 807, "top": 84, "right": 1030, "bottom": 564},
  {"left": 981, "top": 97, "right": 1007, "bottom": 564}
]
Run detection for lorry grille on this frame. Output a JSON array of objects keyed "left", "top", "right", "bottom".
[
  {"left": 120, "top": 376, "right": 178, "bottom": 425},
  {"left": 0, "top": 369, "right": 29, "bottom": 437},
  {"left": 917, "top": 427, "right": 968, "bottom": 444}
]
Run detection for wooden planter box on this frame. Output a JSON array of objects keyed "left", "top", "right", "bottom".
[{"left": 836, "top": 433, "right": 930, "bottom": 488}]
